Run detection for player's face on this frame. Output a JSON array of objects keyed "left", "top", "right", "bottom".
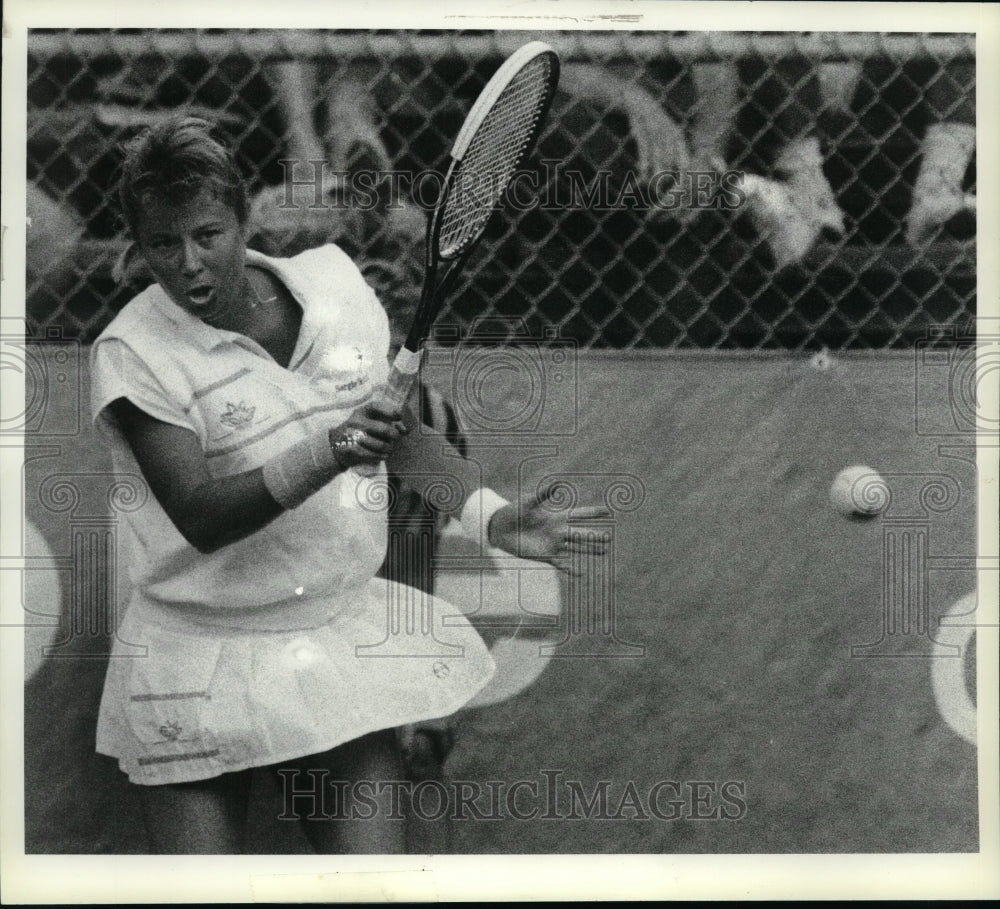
[{"left": 136, "top": 188, "right": 250, "bottom": 328}]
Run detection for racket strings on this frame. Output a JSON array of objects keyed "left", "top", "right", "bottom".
[{"left": 439, "top": 55, "right": 556, "bottom": 259}]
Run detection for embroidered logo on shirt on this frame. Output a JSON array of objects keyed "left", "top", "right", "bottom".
[
  {"left": 335, "top": 375, "right": 368, "bottom": 394},
  {"left": 322, "top": 344, "right": 365, "bottom": 375},
  {"left": 158, "top": 721, "right": 183, "bottom": 741},
  {"left": 220, "top": 400, "right": 256, "bottom": 428},
  {"left": 314, "top": 344, "right": 370, "bottom": 395}
]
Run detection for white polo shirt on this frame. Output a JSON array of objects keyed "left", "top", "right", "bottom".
[{"left": 91, "top": 244, "right": 391, "bottom": 614}]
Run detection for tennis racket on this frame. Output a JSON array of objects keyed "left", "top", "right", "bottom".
[{"left": 355, "top": 41, "right": 560, "bottom": 474}]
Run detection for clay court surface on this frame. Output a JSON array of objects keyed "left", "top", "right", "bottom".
[{"left": 21, "top": 348, "right": 978, "bottom": 853}]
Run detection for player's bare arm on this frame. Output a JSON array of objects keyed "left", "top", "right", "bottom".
[
  {"left": 390, "top": 406, "right": 611, "bottom": 571},
  {"left": 110, "top": 395, "right": 406, "bottom": 553}
]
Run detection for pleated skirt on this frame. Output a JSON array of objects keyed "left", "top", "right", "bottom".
[{"left": 96, "top": 578, "right": 495, "bottom": 785}]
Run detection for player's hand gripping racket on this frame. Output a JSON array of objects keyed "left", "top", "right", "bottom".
[{"left": 353, "top": 41, "right": 560, "bottom": 476}]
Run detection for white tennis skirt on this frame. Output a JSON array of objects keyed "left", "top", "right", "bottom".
[{"left": 97, "top": 578, "right": 495, "bottom": 785}]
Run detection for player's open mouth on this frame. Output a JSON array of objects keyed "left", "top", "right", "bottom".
[{"left": 186, "top": 286, "right": 216, "bottom": 307}]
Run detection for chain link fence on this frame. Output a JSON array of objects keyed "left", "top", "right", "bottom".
[{"left": 26, "top": 29, "right": 975, "bottom": 348}]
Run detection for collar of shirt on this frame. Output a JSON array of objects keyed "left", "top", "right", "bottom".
[{"left": 149, "top": 249, "right": 317, "bottom": 366}]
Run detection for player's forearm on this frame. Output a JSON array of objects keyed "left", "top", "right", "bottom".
[
  {"left": 387, "top": 421, "right": 484, "bottom": 517},
  {"left": 175, "top": 428, "right": 347, "bottom": 554},
  {"left": 387, "top": 420, "right": 514, "bottom": 549},
  {"left": 174, "top": 468, "right": 287, "bottom": 554}
]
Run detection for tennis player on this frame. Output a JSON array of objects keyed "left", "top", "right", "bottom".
[{"left": 91, "top": 116, "right": 606, "bottom": 854}]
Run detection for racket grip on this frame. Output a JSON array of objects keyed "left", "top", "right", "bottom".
[
  {"left": 381, "top": 354, "right": 420, "bottom": 409},
  {"left": 350, "top": 348, "right": 422, "bottom": 479}
]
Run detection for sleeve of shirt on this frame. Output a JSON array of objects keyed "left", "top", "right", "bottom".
[{"left": 90, "top": 336, "right": 193, "bottom": 434}]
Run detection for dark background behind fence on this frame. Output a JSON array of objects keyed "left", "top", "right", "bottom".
[{"left": 26, "top": 29, "right": 975, "bottom": 349}]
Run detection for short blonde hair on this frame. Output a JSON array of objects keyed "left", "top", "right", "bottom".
[{"left": 118, "top": 115, "right": 249, "bottom": 239}]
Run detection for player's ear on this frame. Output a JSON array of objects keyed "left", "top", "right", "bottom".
[{"left": 112, "top": 241, "right": 154, "bottom": 289}]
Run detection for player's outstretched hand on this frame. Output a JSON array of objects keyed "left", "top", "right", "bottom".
[
  {"left": 488, "top": 481, "right": 612, "bottom": 575},
  {"left": 328, "top": 400, "right": 408, "bottom": 471}
]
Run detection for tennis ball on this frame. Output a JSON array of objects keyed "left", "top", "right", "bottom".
[{"left": 829, "top": 465, "right": 888, "bottom": 517}]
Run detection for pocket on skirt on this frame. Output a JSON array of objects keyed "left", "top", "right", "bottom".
[{"left": 125, "top": 627, "right": 223, "bottom": 750}]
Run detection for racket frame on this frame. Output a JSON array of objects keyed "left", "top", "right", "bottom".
[{"left": 376, "top": 41, "right": 560, "bottom": 412}]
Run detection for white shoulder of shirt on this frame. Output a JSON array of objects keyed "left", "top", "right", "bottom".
[
  {"left": 278, "top": 244, "right": 379, "bottom": 306},
  {"left": 96, "top": 243, "right": 377, "bottom": 346},
  {"left": 94, "top": 283, "right": 175, "bottom": 349},
  {"left": 281, "top": 242, "right": 357, "bottom": 274}
]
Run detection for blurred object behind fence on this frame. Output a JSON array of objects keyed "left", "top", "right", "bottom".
[{"left": 25, "top": 30, "right": 975, "bottom": 349}]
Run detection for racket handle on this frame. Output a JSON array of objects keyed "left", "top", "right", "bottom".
[
  {"left": 350, "top": 348, "right": 423, "bottom": 479},
  {"left": 379, "top": 358, "right": 419, "bottom": 410}
]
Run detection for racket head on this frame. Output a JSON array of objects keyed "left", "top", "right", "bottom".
[
  {"left": 399, "top": 42, "right": 560, "bottom": 356},
  {"left": 434, "top": 41, "right": 560, "bottom": 261}
]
